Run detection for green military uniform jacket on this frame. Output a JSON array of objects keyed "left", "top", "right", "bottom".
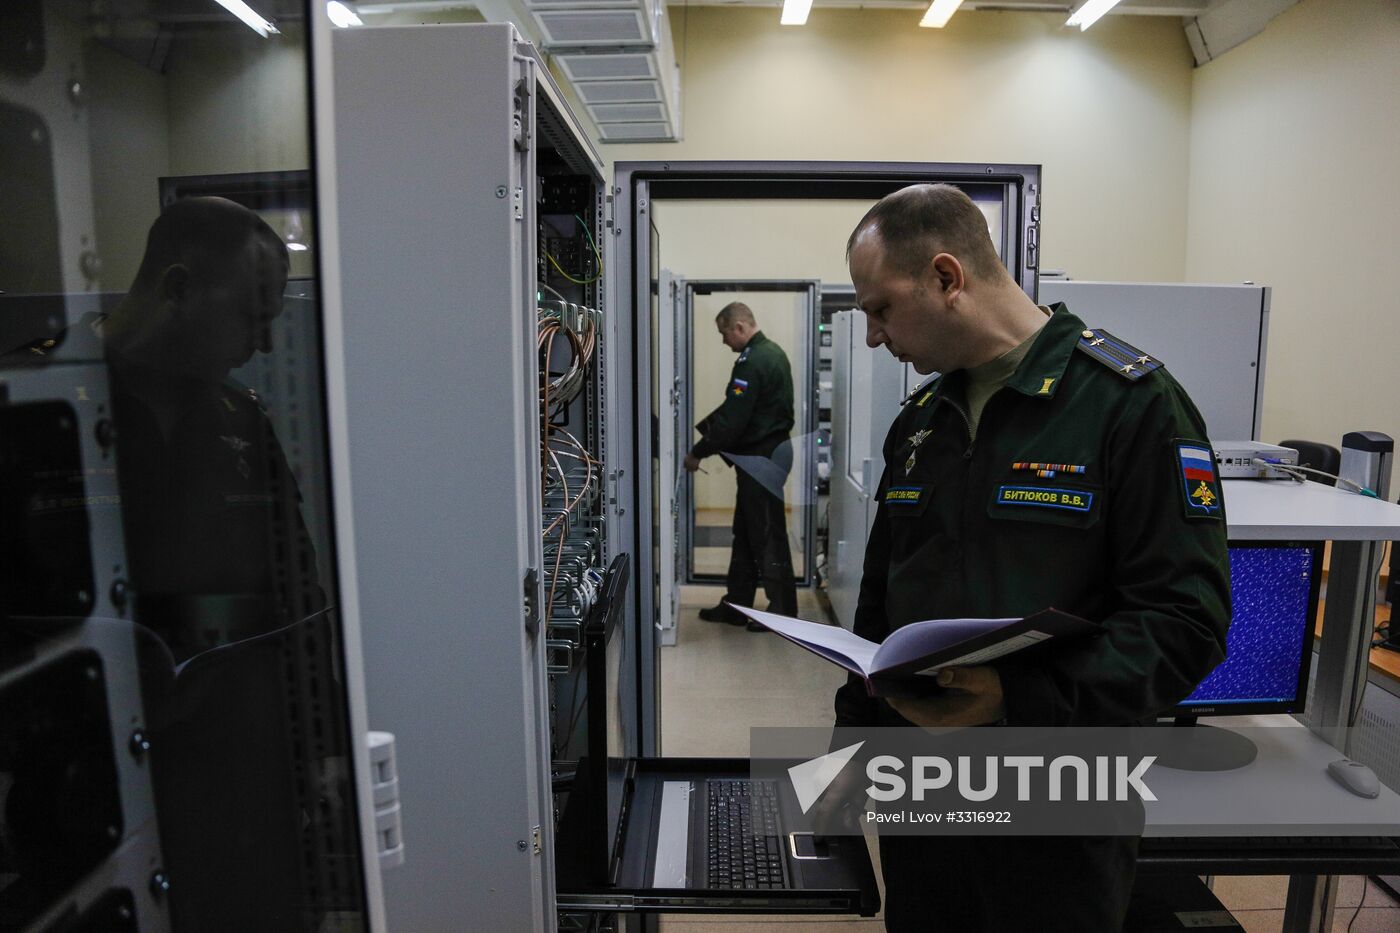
[
  {"left": 835, "top": 304, "right": 1231, "bottom": 729},
  {"left": 692, "top": 331, "right": 795, "bottom": 459}
]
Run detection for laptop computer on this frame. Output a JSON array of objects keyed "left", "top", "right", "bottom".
[{"left": 555, "top": 554, "right": 879, "bottom": 915}]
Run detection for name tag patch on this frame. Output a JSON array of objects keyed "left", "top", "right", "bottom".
[
  {"left": 885, "top": 485, "right": 926, "bottom": 506},
  {"left": 995, "top": 485, "right": 1093, "bottom": 512}
]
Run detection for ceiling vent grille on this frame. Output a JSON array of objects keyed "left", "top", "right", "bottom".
[
  {"left": 533, "top": 9, "right": 652, "bottom": 46},
  {"left": 575, "top": 80, "right": 663, "bottom": 104},
  {"left": 556, "top": 52, "right": 657, "bottom": 81},
  {"left": 596, "top": 122, "right": 673, "bottom": 142},
  {"left": 589, "top": 102, "right": 667, "bottom": 122}
]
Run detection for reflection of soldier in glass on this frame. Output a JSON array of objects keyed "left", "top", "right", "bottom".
[
  {"left": 105, "top": 197, "right": 329, "bottom": 931},
  {"left": 103, "top": 196, "right": 322, "bottom": 656}
]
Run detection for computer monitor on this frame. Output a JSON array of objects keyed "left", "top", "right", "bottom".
[
  {"left": 1156, "top": 541, "right": 1322, "bottom": 772},
  {"left": 1177, "top": 540, "right": 1323, "bottom": 716}
]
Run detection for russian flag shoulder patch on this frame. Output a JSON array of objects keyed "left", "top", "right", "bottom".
[{"left": 1176, "top": 440, "right": 1222, "bottom": 519}]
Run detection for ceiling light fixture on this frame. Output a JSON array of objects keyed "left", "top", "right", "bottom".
[
  {"left": 780, "top": 0, "right": 813, "bottom": 26},
  {"left": 211, "top": 0, "right": 279, "bottom": 37},
  {"left": 1066, "top": 0, "right": 1124, "bottom": 31},
  {"left": 919, "top": 0, "right": 964, "bottom": 28},
  {"left": 327, "top": 1, "right": 364, "bottom": 27}
]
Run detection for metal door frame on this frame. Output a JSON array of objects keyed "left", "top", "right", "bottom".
[
  {"left": 680, "top": 279, "right": 820, "bottom": 589},
  {"left": 614, "top": 160, "right": 1042, "bottom": 756}
]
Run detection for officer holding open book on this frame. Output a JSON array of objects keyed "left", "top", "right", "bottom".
[{"left": 833, "top": 184, "right": 1231, "bottom": 931}]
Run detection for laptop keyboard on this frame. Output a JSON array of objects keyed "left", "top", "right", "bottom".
[{"left": 705, "top": 779, "right": 789, "bottom": 890}]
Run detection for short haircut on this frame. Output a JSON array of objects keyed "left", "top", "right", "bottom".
[
  {"left": 846, "top": 184, "right": 1006, "bottom": 282},
  {"left": 131, "top": 196, "right": 286, "bottom": 293},
  {"left": 716, "top": 301, "right": 756, "bottom": 328}
]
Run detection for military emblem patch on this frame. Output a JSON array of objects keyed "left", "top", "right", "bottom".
[
  {"left": 1176, "top": 441, "right": 1222, "bottom": 519},
  {"left": 730, "top": 378, "right": 748, "bottom": 397},
  {"left": 903, "top": 428, "right": 933, "bottom": 476}
]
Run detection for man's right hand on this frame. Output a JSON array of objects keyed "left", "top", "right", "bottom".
[{"left": 683, "top": 452, "right": 701, "bottom": 473}]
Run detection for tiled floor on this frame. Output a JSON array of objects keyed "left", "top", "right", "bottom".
[{"left": 656, "top": 586, "right": 1400, "bottom": 931}]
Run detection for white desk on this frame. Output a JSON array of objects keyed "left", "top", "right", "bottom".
[
  {"left": 1144, "top": 715, "right": 1400, "bottom": 837},
  {"left": 1223, "top": 479, "right": 1400, "bottom": 540}
]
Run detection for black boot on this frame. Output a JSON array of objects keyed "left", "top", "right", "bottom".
[{"left": 698, "top": 603, "right": 746, "bottom": 625}]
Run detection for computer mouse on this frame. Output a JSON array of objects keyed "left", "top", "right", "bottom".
[{"left": 1327, "top": 759, "right": 1381, "bottom": 799}]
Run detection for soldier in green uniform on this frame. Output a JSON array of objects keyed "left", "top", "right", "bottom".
[
  {"left": 684, "top": 302, "right": 798, "bottom": 629},
  {"left": 835, "top": 184, "right": 1230, "bottom": 931}
]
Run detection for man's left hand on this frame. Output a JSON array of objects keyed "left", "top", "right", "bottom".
[
  {"left": 886, "top": 666, "right": 1006, "bottom": 728},
  {"left": 683, "top": 453, "right": 701, "bottom": 473}
]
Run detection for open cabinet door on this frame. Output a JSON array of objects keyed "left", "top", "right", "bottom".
[{"left": 656, "top": 269, "right": 688, "bottom": 646}]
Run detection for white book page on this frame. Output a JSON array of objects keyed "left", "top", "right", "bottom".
[
  {"left": 873, "top": 616, "right": 1019, "bottom": 672},
  {"left": 729, "top": 605, "right": 879, "bottom": 676}
]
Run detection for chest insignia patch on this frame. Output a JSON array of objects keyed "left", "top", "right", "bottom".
[
  {"left": 730, "top": 377, "right": 748, "bottom": 397},
  {"left": 1176, "top": 441, "right": 1222, "bottom": 519},
  {"left": 885, "top": 485, "right": 926, "bottom": 506},
  {"left": 995, "top": 485, "right": 1093, "bottom": 512},
  {"left": 903, "top": 428, "right": 933, "bottom": 476}
]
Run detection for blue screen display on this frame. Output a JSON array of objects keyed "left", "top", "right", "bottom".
[{"left": 1180, "top": 544, "right": 1318, "bottom": 707}]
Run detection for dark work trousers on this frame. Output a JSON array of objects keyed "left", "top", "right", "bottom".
[
  {"left": 878, "top": 833, "right": 1138, "bottom": 932},
  {"left": 724, "top": 449, "right": 798, "bottom": 616}
]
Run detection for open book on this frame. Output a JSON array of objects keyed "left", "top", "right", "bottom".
[{"left": 728, "top": 604, "right": 1099, "bottom": 697}]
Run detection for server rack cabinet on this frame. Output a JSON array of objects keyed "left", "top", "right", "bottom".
[
  {"left": 1, "top": 3, "right": 386, "bottom": 931},
  {"left": 330, "top": 23, "right": 616, "bottom": 932},
  {"left": 616, "top": 162, "right": 1042, "bottom": 749}
]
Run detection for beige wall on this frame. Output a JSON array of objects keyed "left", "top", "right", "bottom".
[
  {"left": 606, "top": 6, "right": 1197, "bottom": 282},
  {"left": 1184, "top": 0, "right": 1400, "bottom": 493}
]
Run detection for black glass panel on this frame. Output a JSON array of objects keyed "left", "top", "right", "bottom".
[
  {"left": 0, "top": 401, "right": 96, "bottom": 620},
  {"left": 0, "top": 651, "right": 122, "bottom": 931},
  {"left": 1, "top": 3, "right": 368, "bottom": 929}
]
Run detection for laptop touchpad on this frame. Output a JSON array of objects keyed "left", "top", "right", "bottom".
[{"left": 790, "top": 832, "right": 834, "bottom": 860}]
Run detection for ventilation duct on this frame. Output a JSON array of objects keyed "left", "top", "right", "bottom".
[
  {"left": 1184, "top": 0, "right": 1300, "bottom": 66},
  {"left": 474, "top": 0, "right": 681, "bottom": 141}
]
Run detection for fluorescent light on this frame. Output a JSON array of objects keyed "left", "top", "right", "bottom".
[
  {"left": 211, "top": 0, "right": 278, "bottom": 36},
  {"left": 1066, "top": 0, "right": 1124, "bottom": 30},
  {"left": 919, "top": 0, "right": 963, "bottom": 28},
  {"left": 780, "top": 0, "right": 813, "bottom": 26},
  {"left": 327, "top": 1, "right": 364, "bottom": 27}
]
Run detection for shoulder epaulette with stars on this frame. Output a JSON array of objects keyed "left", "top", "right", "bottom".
[
  {"left": 900, "top": 374, "right": 941, "bottom": 407},
  {"left": 1076, "top": 328, "right": 1164, "bottom": 382}
]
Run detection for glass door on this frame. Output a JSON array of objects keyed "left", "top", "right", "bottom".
[{"left": 0, "top": 5, "right": 373, "bottom": 931}]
